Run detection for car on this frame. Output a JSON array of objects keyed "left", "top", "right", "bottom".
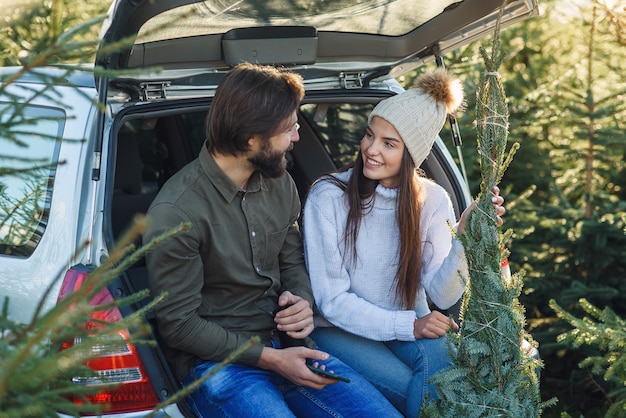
[{"left": 0, "top": 0, "right": 539, "bottom": 416}]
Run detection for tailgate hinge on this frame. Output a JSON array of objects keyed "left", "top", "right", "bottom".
[
  {"left": 339, "top": 72, "right": 365, "bottom": 89},
  {"left": 139, "top": 81, "right": 171, "bottom": 101}
]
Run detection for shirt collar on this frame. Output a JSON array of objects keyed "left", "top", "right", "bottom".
[{"left": 199, "top": 142, "right": 267, "bottom": 203}]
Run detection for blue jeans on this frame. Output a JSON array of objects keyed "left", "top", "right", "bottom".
[
  {"left": 182, "top": 350, "right": 402, "bottom": 417},
  {"left": 311, "top": 327, "right": 453, "bottom": 417}
]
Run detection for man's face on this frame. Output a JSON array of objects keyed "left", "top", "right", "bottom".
[{"left": 248, "top": 113, "right": 300, "bottom": 178}]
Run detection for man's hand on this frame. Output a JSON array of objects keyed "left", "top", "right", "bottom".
[
  {"left": 413, "top": 310, "right": 459, "bottom": 339},
  {"left": 274, "top": 291, "right": 314, "bottom": 339},
  {"left": 258, "top": 346, "right": 339, "bottom": 389}
]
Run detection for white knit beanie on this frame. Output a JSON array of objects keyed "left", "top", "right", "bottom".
[{"left": 368, "top": 69, "right": 464, "bottom": 168}]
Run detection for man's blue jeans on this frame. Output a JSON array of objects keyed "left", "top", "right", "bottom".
[
  {"left": 311, "top": 327, "right": 453, "bottom": 417},
  {"left": 182, "top": 349, "right": 402, "bottom": 417}
]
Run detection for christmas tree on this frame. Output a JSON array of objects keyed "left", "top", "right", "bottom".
[{"left": 421, "top": 5, "right": 552, "bottom": 417}]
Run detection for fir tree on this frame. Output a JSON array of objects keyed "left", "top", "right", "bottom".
[
  {"left": 503, "top": 3, "right": 626, "bottom": 415},
  {"left": 421, "top": 5, "right": 550, "bottom": 417},
  {"left": 438, "top": 1, "right": 626, "bottom": 415}
]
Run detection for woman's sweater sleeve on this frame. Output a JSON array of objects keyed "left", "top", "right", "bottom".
[
  {"left": 419, "top": 181, "right": 469, "bottom": 310},
  {"left": 302, "top": 183, "right": 416, "bottom": 342}
]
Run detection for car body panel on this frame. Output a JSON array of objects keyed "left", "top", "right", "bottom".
[{"left": 0, "top": 76, "right": 98, "bottom": 323}]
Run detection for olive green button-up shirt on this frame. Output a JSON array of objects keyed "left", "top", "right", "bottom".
[{"left": 144, "top": 143, "right": 313, "bottom": 381}]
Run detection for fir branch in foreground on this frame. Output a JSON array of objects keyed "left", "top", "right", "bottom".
[{"left": 0, "top": 219, "right": 189, "bottom": 417}]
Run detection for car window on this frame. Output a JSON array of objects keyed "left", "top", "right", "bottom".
[
  {"left": 117, "top": 120, "right": 164, "bottom": 193},
  {"left": 177, "top": 104, "right": 370, "bottom": 170},
  {"left": 179, "top": 112, "right": 208, "bottom": 155},
  {"left": 0, "top": 105, "right": 64, "bottom": 258},
  {"left": 299, "top": 102, "right": 373, "bottom": 169}
]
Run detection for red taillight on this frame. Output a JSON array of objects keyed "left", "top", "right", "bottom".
[{"left": 58, "top": 266, "right": 160, "bottom": 413}]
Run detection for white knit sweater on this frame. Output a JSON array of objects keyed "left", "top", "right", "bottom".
[{"left": 302, "top": 169, "right": 469, "bottom": 342}]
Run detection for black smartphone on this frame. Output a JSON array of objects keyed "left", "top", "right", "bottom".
[
  {"left": 306, "top": 361, "right": 351, "bottom": 383},
  {"left": 273, "top": 305, "right": 350, "bottom": 383}
]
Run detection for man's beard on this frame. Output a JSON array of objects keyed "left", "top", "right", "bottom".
[{"left": 248, "top": 141, "right": 291, "bottom": 178}]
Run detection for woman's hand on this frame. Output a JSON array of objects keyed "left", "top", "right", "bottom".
[
  {"left": 457, "top": 186, "right": 505, "bottom": 234},
  {"left": 414, "top": 310, "right": 459, "bottom": 339},
  {"left": 492, "top": 185, "right": 506, "bottom": 226}
]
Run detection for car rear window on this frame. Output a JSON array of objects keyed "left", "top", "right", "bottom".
[
  {"left": 136, "top": 0, "right": 458, "bottom": 43},
  {"left": 300, "top": 102, "right": 373, "bottom": 169},
  {"left": 0, "top": 105, "right": 64, "bottom": 258}
]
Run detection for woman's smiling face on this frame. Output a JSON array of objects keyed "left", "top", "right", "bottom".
[{"left": 360, "top": 116, "right": 405, "bottom": 189}]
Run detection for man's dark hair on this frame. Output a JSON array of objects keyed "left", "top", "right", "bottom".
[{"left": 205, "top": 63, "right": 305, "bottom": 156}]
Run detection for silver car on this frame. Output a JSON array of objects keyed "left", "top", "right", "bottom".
[{"left": 0, "top": 0, "right": 538, "bottom": 416}]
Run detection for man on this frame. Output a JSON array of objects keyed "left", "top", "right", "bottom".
[{"left": 144, "top": 63, "right": 401, "bottom": 417}]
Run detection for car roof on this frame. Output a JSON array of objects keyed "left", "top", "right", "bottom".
[
  {"left": 0, "top": 66, "right": 96, "bottom": 88},
  {"left": 97, "top": 0, "right": 538, "bottom": 88}
]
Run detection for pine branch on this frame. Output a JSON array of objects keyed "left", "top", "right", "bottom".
[
  {"left": 551, "top": 298, "right": 626, "bottom": 417},
  {"left": 0, "top": 219, "right": 190, "bottom": 416}
]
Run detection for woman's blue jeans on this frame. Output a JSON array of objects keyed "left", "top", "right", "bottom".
[
  {"left": 311, "top": 327, "right": 453, "bottom": 417},
  {"left": 181, "top": 348, "right": 402, "bottom": 417}
]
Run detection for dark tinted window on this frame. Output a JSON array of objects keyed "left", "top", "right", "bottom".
[
  {"left": 179, "top": 112, "right": 207, "bottom": 155},
  {"left": 299, "top": 102, "right": 373, "bottom": 169}
]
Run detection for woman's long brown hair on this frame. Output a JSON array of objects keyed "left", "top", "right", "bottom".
[{"left": 317, "top": 148, "right": 423, "bottom": 309}]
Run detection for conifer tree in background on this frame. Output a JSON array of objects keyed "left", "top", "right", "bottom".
[
  {"left": 493, "top": 2, "right": 626, "bottom": 415},
  {"left": 432, "top": 1, "right": 626, "bottom": 415},
  {"left": 550, "top": 297, "right": 626, "bottom": 418},
  {"left": 422, "top": 5, "right": 550, "bottom": 416}
]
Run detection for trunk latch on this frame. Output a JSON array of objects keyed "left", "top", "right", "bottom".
[
  {"left": 339, "top": 72, "right": 364, "bottom": 89},
  {"left": 139, "top": 82, "right": 171, "bottom": 101}
]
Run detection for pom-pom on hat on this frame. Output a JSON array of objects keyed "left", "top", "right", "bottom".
[{"left": 368, "top": 68, "right": 464, "bottom": 168}]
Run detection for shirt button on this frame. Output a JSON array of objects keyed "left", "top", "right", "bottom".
[
  {"left": 251, "top": 231, "right": 256, "bottom": 237},
  {"left": 256, "top": 266, "right": 261, "bottom": 272}
]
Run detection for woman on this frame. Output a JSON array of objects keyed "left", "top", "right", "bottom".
[{"left": 302, "top": 69, "right": 505, "bottom": 416}]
